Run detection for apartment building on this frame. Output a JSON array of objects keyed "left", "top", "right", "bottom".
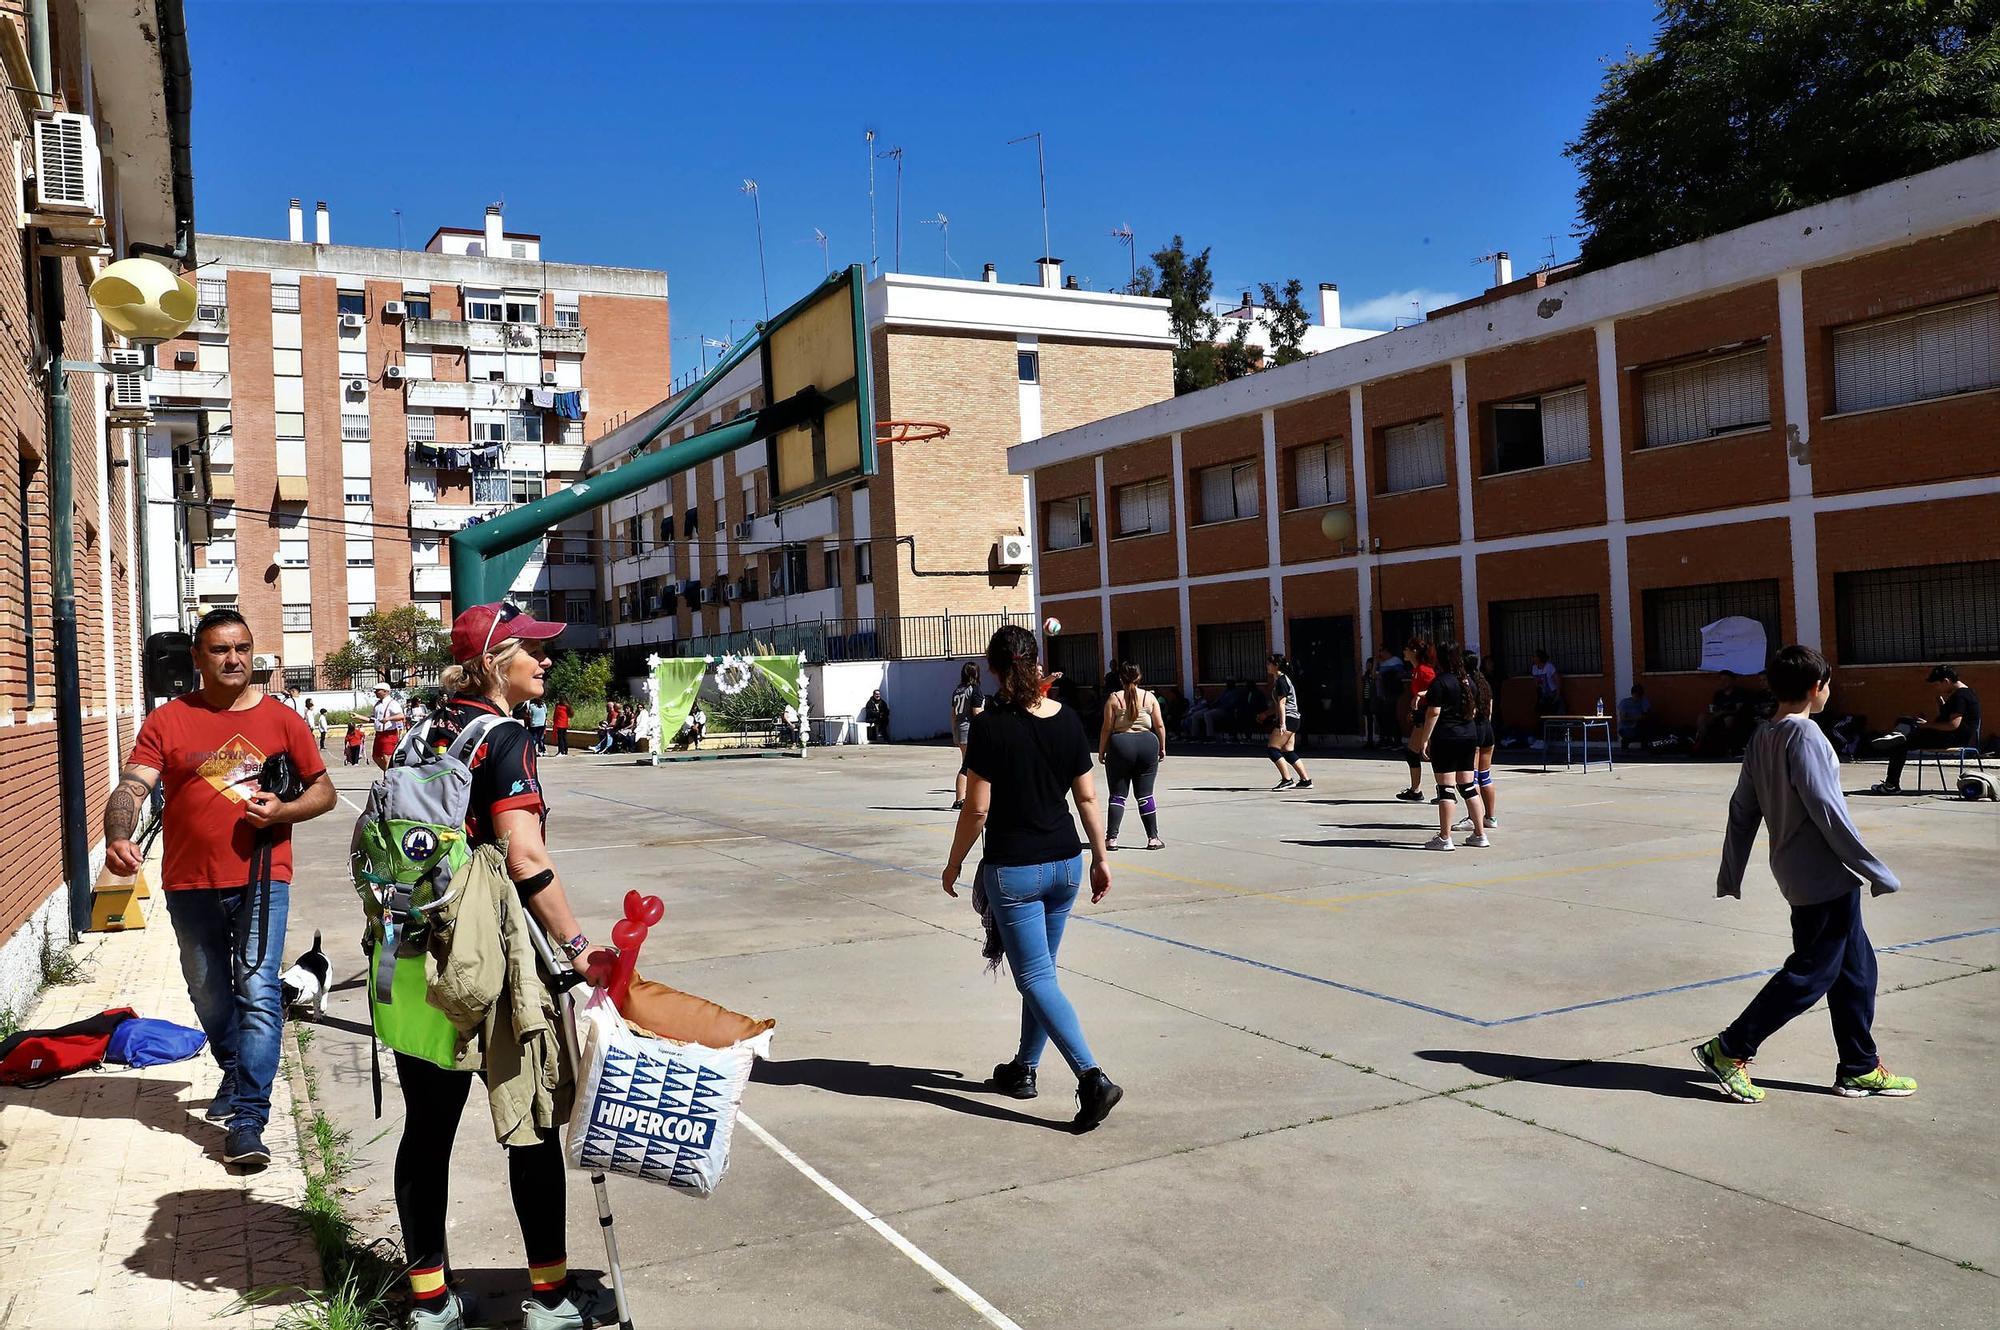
[
  {"left": 587, "top": 261, "right": 1174, "bottom": 671},
  {"left": 146, "top": 203, "right": 669, "bottom": 680},
  {"left": 2, "top": 0, "right": 192, "bottom": 1009},
  {"left": 1011, "top": 152, "right": 2000, "bottom": 740}
]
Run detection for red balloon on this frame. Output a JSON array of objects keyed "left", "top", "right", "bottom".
[{"left": 607, "top": 892, "right": 665, "bottom": 1014}]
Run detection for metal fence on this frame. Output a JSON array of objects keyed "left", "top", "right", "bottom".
[{"left": 668, "top": 612, "right": 1035, "bottom": 665}]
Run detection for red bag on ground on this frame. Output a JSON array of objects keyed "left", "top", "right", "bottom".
[{"left": 0, "top": 1008, "right": 138, "bottom": 1087}]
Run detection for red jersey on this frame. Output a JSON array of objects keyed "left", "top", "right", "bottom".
[
  {"left": 1408, "top": 664, "right": 1437, "bottom": 699},
  {"left": 552, "top": 703, "right": 570, "bottom": 729},
  {"left": 127, "top": 694, "right": 327, "bottom": 890}
]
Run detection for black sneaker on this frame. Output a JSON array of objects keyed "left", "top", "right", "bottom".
[
  {"left": 223, "top": 1125, "right": 271, "bottom": 1168},
  {"left": 990, "top": 1060, "right": 1037, "bottom": 1100},
  {"left": 1395, "top": 789, "right": 1426, "bottom": 802},
  {"left": 1272, "top": 778, "right": 1296, "bottom": 791},
  {"left": 1072, "top": 1069, "right": 1123, "bottom": 1132},
  {"left": 1293, "top": 778, "right": 1313, "bottom": 790},
  {"left": 204, "top": 1074, "right": 237, "bottom": 1124}
]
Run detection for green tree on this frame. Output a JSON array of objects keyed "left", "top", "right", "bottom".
[
  {"left": 1258, "top": 279, "right": 1312, "bottom": 368},
  {"left": 1567, "top": 1, "right": 2000, "bottom": 269},
  {"left": 355, "top": 605, "right": 452, "bottom": 679},
  {"left": 321, "top": 640, "right": 369, "bottom": 687},
  {"left": 544, "top": 650, "right": 613, "bottom": 707},
  {"left": 1148, "top": 236, "right": 1223, "bottom": 394}
]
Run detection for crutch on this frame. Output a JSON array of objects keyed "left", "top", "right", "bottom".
[{"left": 528, "top": 917, "right": 637, "bottom": 1330}]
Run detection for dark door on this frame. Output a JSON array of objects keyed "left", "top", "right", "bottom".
[{"left": 1288, "top": 615, "right": 1358, "bottom": 740}]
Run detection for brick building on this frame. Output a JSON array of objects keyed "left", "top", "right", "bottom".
[
  {"left": 2, "top": 0, "right": 192, "bottom": 1011},
  {"left": 587, "top": 261, "right": 1174, "bottom": 670},
  {"left": 146, "top": 204, "right": 668, "bottom": 677},
  {"left": 1010, "top": 152, "right": 2000, "bottom": 743}
]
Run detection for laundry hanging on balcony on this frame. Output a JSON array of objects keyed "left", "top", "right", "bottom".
[{"left": 470, "top": 443, "right": 504, "bottom": 472}]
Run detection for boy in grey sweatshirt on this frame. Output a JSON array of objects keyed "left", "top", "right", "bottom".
[{"left": 1695, "top": 645, "right": 1918, "bottom": 1103}]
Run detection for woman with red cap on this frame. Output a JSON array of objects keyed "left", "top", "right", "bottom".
[{"left": 395, "top": 601, "right": 614, "bottom": 1330}]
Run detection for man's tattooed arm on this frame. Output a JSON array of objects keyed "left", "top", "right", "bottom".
[{"left": 104, "top": 770, "right": 157, "bottom": 845}]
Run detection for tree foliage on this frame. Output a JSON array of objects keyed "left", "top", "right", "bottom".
[
  {"left": 1567, "top": 0, "right": 2000, "bottom": 269},
  {"left": 1148, "top": 237, "right": 1263, "bottom": 394},
  {"left": 320, "top": 640, "right": 370, "bottom": 687},
  {"left": 1258, "top": 279, "right": 1312, "bottom": 367},
  {"left": 353, "top": 605, "right": 452, "bottom": 679},
  {"left": 544, "top": 651, "right": 613, "bottom": 706}
]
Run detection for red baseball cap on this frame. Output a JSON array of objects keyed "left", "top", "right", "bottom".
[{"left": 450, "top": 601, "right": 564, "bottom": 663}]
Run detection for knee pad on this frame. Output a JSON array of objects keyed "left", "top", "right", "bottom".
[
  {"left": 1109, "top": 795, "right": 1127, "bottom": 808},
  {"left": 1435, "top": 782, "right": 1458, "bottom": 803},
  {"left": 1475, "top": 769, "right": 1493, "bottom": 788},
  {"left": 1266, "top": 747, "right": 1286, "bottom": 763},
  {"left": 1138, "top": 795, "right": 1158, "bottom": 815},
  {"left": 1458, "top": 783, "right": 1479, "bottom": 804}
]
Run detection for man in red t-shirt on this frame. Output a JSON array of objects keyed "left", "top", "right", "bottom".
[
  {"left": 105, "top": 609, "right": 336, "bottom": 1168},
  {"left": 551, "top": 698, "right": 571, "bottom": 756}
]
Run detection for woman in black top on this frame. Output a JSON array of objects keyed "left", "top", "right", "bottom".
[
  {"left": 942, "top": 625, "right": 1124, "bottom": 1132},
  {"left": 1411, "top": 640, "right": 1491, "bottom": 852}
]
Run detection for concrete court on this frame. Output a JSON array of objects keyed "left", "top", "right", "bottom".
[{"left": 286, "top": 740, "right": 2000, "bottom": 1328}]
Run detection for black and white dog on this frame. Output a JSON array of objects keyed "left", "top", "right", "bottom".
[{"left": 280, "top": 931, "right": 329, "bottom": 1022}]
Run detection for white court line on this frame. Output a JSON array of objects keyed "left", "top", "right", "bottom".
[
  {"left": 552, "top": 836, "right": 759, "bottom": 854},
  {"left": 735, "top": 1113, "right": 1024, "bottom": 1330}
]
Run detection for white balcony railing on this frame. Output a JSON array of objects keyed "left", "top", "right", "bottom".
[
  {"left": 407, "top": 499, "right": 504, "bottom": 531},
  {"left": 405, "top": 379, "right": 517, "bottom": 409},
  {"left": 538, "top": 325, "right": 586, "bottom": 354},
  {"left": 151, "top": 369, "right": 232, "bottom": 400}
]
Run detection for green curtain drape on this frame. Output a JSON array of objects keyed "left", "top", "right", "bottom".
[
  {"left": 650, "top": 657, "right": 709, "bottom": 762},
  {"left": 749, "top": 654, "right": 801, "bottom": 705}
]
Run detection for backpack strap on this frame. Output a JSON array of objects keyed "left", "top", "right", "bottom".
[{"left": 445, "top": 711, "right": 520, "bottom": 766}]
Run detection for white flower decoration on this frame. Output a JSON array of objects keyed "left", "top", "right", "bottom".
[{"left": 714, "top": 655, "right": 755, "bottom": 696}]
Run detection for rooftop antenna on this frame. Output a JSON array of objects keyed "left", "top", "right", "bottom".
[
  {"left": 1110, "top": 224, "right": 1137, "bottom": 293},
  {"left": 812, "top": 227, "right": 830, "bottom": 275},
  {"left": 865, "top": 129, "right": 879, "bottom": 278},
  {"left": 1541, "top": 234, "right": 1560, "bottom": 271},
  {"left": 1008, "top": 131, "right": 1051, "bottom": 263},
  {"left": 393, "top": 208, "right": 405, "bottom": 250},
  {"left": 921, "top": 212, "right": 959, "bottom": 277},
  {"left": 741, "top": 179, "right": 769, "bottom": 318},
  {"left": 875, "top": 144, "right": 904, "bottom": 271}
]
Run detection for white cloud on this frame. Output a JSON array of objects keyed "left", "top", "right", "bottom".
[{"left": 1341, "top": 288, "right": 1469, "bottom": 330}]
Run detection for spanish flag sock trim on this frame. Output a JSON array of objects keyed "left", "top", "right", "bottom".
[
  {"left": 408, "top": 1263, "right": 448, "bottom": 1306},
  {"left": 528, "top": 1258, "right": 567, "bottom": 1293}
]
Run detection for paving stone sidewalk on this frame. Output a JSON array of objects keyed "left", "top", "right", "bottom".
[{"left": 0, "top": 905, "right": 322, "bottom": 1328}]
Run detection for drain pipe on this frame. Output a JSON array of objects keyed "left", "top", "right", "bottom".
[
  {"left": 41, "top": 264, "right": 94, "bottom": 935},
  {"left": 26, "top": 0, "right": 51, "bottom": 110}
]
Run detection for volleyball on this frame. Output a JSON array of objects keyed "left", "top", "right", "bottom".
[
  {"left": 1043, "top": 617, "right": 1063, "bottom": 636},
  {"left": 1320, "top": 509, "right": 1356, "bottom": 543}
]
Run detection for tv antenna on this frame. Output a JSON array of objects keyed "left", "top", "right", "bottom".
[
  {"left": 875, "top": 144, "right": 905, "bottom": 271},
  {"left": 812, "top": 227, "right": 830, "bottom": 274},
  {"left": 1110, "top": 224, "right": 1138, "bottom": 293},
  {"left": 1008, "top": 131, "right": 1051, "bottom": 262},
  {"left": 865, "top": 129, "right": 879, "bottom": 278},
  {"left": 740, "top": 179, "right": 769, "bottom": 318},
  {"left": 921, "top": 212, "right": 959, "bottom": 277}
]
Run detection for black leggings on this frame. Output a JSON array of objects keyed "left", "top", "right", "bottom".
[
  {"left": 1105, "top": 731, "right": 1161, "bottom": 840},
  {"left": 393, "top": 1051, "right": 566, "bottom": 1272}
]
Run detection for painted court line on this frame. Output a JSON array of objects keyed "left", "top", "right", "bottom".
[{"left": 736, "top": 1113, "right": 1024, "bottom": 1330}]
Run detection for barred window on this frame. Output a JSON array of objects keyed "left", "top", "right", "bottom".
[
  {"left": 1045, "top": 630, "right": 1101, "bottom": 688},
  {"left": 1381, "top": 605, "right": 1456, "bottom": 653},
  {"left": 1115, "top": 479, "right": 1172, "bottom": 537},
  {"left": 1116, "top": 627, "right": 1178, "bottom": 691},
  {"left": 1835, "top": 560, "right": 2000, "bottom": 665},
  {"left": 1488, "top": 385, "right": 1590, "bottom": 473},
  {"left": 271, "top": 282, "right": 300, "bottom": 313},
  {"left": 1832, "top": 295, "right": 1999, "bottom": 415},
  {"left": 1196, "top": 620, "right": 1268, "bottom": 685},
  {"left": 282, "top": 603, "right": 311, "bottom": 631},
  {"left": 340, "top": 413, "right": 370, "bottom": 442},
  {"left": 1044, "top": 495, "right": 1094, "bottom": 551},
  {"left": 406, "top": 410, "right": 436, "bottom": 443},
  {"left": 1291, "top": 441, "right": 1348, "bottom": 509},
  {"left": 1197, "top": 461, "right": 1259, "bottom": 524},
  {"left": 1380, "top": 417, "right": 1448, "bottom": 493},
  {"left": 1640, "top": 347, "right": 1770, "bottom": 447},
  {"left": 1643, "top": 579, "right": 1781, "bottom": 672},
  {"left": 1490, "top": 594, "right": 1602, "bottom": 677}
]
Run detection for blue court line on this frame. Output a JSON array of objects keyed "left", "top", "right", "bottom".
[{"left": 569, "top": 788, "right": 2000, "bottom": 1027}]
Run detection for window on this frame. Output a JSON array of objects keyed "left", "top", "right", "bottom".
[
  {"left": 1197, "top": 461, "right": 1259, "bottom": 524},
  {"left": 507, "top": 410, "right": 542, "bottom": 444},
  {"left": 1046, "top": 631, "right": 1101, "bottom": 689},
  {"left": 504, "top": 295, "right": 539, "bottom": 324},
  {"left": 282, "top": 603, "right": 311, "bottom": 631},
  {"left": 1043, "top": 495, "right": 1093, "bottom": 550},
  {"left": 471, "top": 411, "right": 507, "bottom": 444},
  {"left": 823, "top": 548, "right": 842, "bottom": 588},
  {"left": 340, "top": 413, "right": 370, "bottom": 442},
  {"left": 1117, "top": 627, "right": 1177, "bottom": 690},
  {"left": 209, "top": 503, "right": 236, "bottom": 532},
  {"left": 338, "top": 348, "right": 367, "bottom": 377},
  {"left": 1832, "top": 295, "right": 1999, "bottom": 415},
  {"left": 278, "top": 537, "right": 309, "bottom": 567},
  {"left": 1490, "top": 594, "right": 1602, "bottom": 677},
  {"left": 402, "top": 293, "right": 431, "bottom": 320},
  {"left": 1018, "top": 350, "right": 1040, "bottom": 383},
  {"left": 271, "top": 348, "right": 303, "bottom": 377},
  {"left": 406, "top": 411, "right": 436, "bottom": 443},
  {"left": 1488, "top": 385, "right": 1590, "bottom": 474},
  {"left": 684, "top": 507, "right": 699, "bottom": 539},
  {"left": 554, "top": 305, "right": 581, "bottom": 329},
  {"left": 337, "top": 291, "right": 366, "bottom": 317},
  {"left": 469, "top": 350, "right": 506, "bottom": 381},
  {"left": 196, "top": 276, "right": 227, "bottom": 307},
  {"left": 465, "top": 291, "right": 503, "bottom": 322},
  {"left": 411, "top": 536, "right": 441, "bottom": 566},
  {"left": 1197, "top": 621, "right": 1267, "bottom": 685},
  {"left": 345, "top": 537, "right": 373, "bottom": 567},
  {"left": 1381, "top": 605, "right": 1456, "bottom": 653},
  {"left": 855, "top": 540, "right": 873, "bottom": 585},
  {"left": 1115, "top": 478, "right": 1173, "bottom": 537},
  {"left": 276, "top": 411, "right": 304, "bottom": 439},
  {"left": 784, "top": 545, "right": 810, "bottom": 595},
  {"left": 271, "top": 282, "right": 300, "bottom": 313},
  {"left": 1836, "top": 560, "right": 2000, "bottom": 665},
  {"left": 1291, "top": 441, "right": 1348, "bottom": 509},
  {"left": 1640, "top": 347, "right": 1770, "bottom": 447},
  {"left": 511, "top": 472, "right": 542, "bottom": 505},
  {"left": 206, "top": 539, "right": 235, "bottom": 567},
  {"left": 560, "top": 597, "right": 591, "bottom": 625},
  {"left": 1380, "top": 417, "right": 1448, "bottom": 493},
  {"left": 1643, "top": 579, "right": 1782, "bottom": 672},
  {"left": 510, "top": 242, "right": 528, "bottom": 260},
  {"left": 475, "top": 471, "right": 541, "bottom": 505},
  {"left": 343, "top": 477, "right": 371, "bottom": 504},
  {"left": 349, "top": 602, "right": 375, "bottom": 635},
  {"left": 715, "top": 500, "right": 726, "bottom": 536},
  {"left": 408, "top": 473, "right": 438, "bottom": 503}
]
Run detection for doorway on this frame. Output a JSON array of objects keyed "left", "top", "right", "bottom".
[{"left": 1288, "top": 615, "right": 1358, "bottom": 742}]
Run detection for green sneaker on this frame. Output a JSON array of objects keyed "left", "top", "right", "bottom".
[
  {"left": 1835, "top": 1065, "right": 1917, "bottom": 1097},
  {"left": 1693, "top": 1038, "right": 1764, "bottom": 1103}
]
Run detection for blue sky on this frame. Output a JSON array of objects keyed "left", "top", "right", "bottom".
[{"left": 187, "top": 0, "right": 1660, "bottom": 372}]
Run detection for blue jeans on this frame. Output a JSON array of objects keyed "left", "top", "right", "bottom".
[
  {"left": 164, "top": 881, "right": 290, "bottom": 1131},
  {"left": 982, "top": 856, "right": 1097, "bottom": 1076}
]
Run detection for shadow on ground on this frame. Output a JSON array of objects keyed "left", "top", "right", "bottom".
[
  {"left": 751, "top": 1057, "right": 1072, "bottom": 1131},
  {"left": 122, "top": 1189, "right": 316, "bottom": 1296},
  {"left": 1415, "top": 1049, "right": 1829, "bottom": 1099}
]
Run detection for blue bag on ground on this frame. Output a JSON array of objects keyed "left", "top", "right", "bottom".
[{"left": 104, "top": 1017, "right": 206, "bottom": 1068}]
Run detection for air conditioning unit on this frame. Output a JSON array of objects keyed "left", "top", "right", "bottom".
[
  {"left": 196, "top": 304, "right": 223, "bottom": 324},
  {"left": 541, "top": 371, "right": 559, "bottom": 386},
  {"left": 108, "top": 348, "right": 149, "bottom": 413},
  {"left": 344, "top": 377, "right": 368, "bottom": 399},
  {"left": 174, "top": 349, "right": 197, "bottom": 367},
  {"left": 31, "top": 113, "right": 102, "bottom": 214},
  {"left": 384, "top": 365, "right": 407, "bottom": 384},
  {"left": 339, "top": 312, "right": 366, "bottom": 330},
  {"left": 698, "top": 585, "right": 716, "bottom": 605},
  {"left": 733, "top": 520, "right": 754, "bottom": 541},
  {"left": 251, "top": 654, "right": 280, "bottom": 672},
  {"left": 724, "top": 582, "right": 742, "bottom": 602},
  {"left": 382, "top": 301, "right": 407, "bottom": 319},
  {"left": 997, "top": 534, "right": 1033, "bottom": 569}
]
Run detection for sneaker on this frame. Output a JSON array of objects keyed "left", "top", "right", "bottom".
[
  {"left": 204, "top": 1073, "right": 237, "bottom": 1124},
  {"left": 1395, "top": 789, "right": 1426, "bottom": 802},
  {"left": 408, "top": 1294, "right": 467, "bottom": 1330},
  {"left": 1293, "top": 778, "right": 1313, "bottom": 790},
  {"left": 1422, "top": 835, "right": 1455, "bottom": 852},
  {"left": 1453, "top": 815, "right": 1475, "bottom": 831},
  {"left": 1834, "top": 1065, "right": 1917, "bottom": 1097},
  {"left": 1073, "top": 1068, "right": 1123, "bottom": 1132},
  {"left": 1483, "top": 815, "right": 1499, "bottom": 829},
  {"left": 991, "top": 1060, "right": 1038, "bottom": 1100},
  {"left": 1105, "top": 839, "right": 1120, "bottom": 852},
  {"left": 1465, "top": 833, "right": 1491, "bottom": 848},
  {"left": 1272, "top": 778, "right": 1296, "bottom": 791},
  {"left": 1692, "top": 1038, "right": 1764, "bottom": 1103},
  {"left": 522, "top": 1283, "right": 614, "bottom": 1330},
  {"left": 1866, "top": 782, "right": 1902, "bottom": 796},
  {"left": 223, "top": 1125, "right": 271, "bottom": 1168},
  {"left": 1146, "top": 837, "right": 1165, "bottom": 850}
]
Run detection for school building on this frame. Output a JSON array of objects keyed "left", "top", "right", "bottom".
[{"left": 1009, "top": 151, "right": 2000, "bottom": 741}]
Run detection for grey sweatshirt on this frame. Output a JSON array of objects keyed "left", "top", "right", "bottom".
[{"left": 1717, "top": 713, "right": 1900, "bottom": 906}]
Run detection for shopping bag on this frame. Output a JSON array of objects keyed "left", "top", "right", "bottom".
[{"left": 565, "top": 987, "right": 772, "bottom": 1196}]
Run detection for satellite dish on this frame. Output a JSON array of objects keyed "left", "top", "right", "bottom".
[{"left": 89, "top": 258, "right": 197, "bottom": 346}]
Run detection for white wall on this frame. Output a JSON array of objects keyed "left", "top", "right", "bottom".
[{"left": 810, "top": 657, "right": 966, "bottom": 740}]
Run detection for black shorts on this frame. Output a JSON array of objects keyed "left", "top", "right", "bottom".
[
  {"left": 1429, "top": 735, "right": 1477, "bottom": 773},
  {"left": 1476, "top": 721, "right": 1496, "bottom": 749}
]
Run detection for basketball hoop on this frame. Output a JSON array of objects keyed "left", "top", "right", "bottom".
[{"left": 876, "top": 420, "right": 951, "bottom": 445}]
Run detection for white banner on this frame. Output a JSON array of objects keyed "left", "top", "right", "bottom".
[{"left": 1699, "top": 616, "right": 1768, "bottom": 675}]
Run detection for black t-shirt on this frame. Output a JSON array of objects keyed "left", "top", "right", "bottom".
[
  {"left": 1424, "top": 672, "right": 1480, "bottom": 743},
  {"left": 423, "top": 694, "right": 545, "bottom": 847},
  {"left": 1941, "top": 687, "right": 1982, "bottom": 747},
  {"left": 953, "top": 684, "right": 984, "bottom": 722},
  {"left": 965, "top": 703, "right": 1093, "bottom": 867},
  {"left": 1713, "top": 686, "right": 1750, "bottom": 711}
]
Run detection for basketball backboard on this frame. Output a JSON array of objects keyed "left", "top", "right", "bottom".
[{"left": 761, "top": 263, "right": 874, "bottom": 510}]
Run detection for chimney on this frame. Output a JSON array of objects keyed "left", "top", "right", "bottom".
[
  {"left": 485, "top": 205, "right": 504, "bottom": 256},
  {"left": 1492, "top": 251, "right": 1512, "bottom": 287},
  {"left": 287, "top": 198, "right": 303, "bottom": 243},
  {"left": 314, "top": 200, "right": 330, "bottom": 245},
  {"left": 1319, "top": 282, "right": 1340, "bottom": 328},
  {"left": 1240, "top": 290, "right": 1252, "bottom": 311},
  {"left": 1036, "top": 257, "right": 1062, "bottom": 290},
  {"left": 981, "top": 263, "right": 998, "bottom": 284},
  {"left": 1063, "top": 275, "right": 1081, "bottom": 291}
]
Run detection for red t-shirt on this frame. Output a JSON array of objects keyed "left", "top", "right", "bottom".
[
  {"left": 127, "top": 694, "right": 327, "bottom": 891},
  {"left": 552, "top": 703, "right": 570, "bottom": 729},
  {"left": 1408, "top": 664, "right": 1437, "bottom": 700}
]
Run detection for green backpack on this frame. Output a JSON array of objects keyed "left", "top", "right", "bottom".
[{"left": 351, "top": 712, "right": 518, "bottom": 1078}]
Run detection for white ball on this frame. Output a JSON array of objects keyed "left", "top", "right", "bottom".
[
  {"left": 1319, "top": 509, "right": 1356, "bottom": 543},
  {"left": 1043, "top": 617, "right": 1062, "bottom": 636}
]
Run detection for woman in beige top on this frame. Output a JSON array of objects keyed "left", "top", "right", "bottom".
[{"left": 1097, "top": 662, "right": 1166, "bottom": 849}]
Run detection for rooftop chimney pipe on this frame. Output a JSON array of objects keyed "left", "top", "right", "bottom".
[
  {"left": 982, "top": 263, "right": 998, "bottom": 283},
  {"left": 1493, "top": 251, "right": 1512, "bottom": 287},
  {"left": 1063, "top": 275, "right": 1080, "bottom": 290},
  {"left": 1036, "top": 257, "right": 1062, "bottom": 290},
  {"left": 485, "top": 205, "right": 504, "bottom": 256},
  {"left": 1318, "top": 282, "right": 1340, "bottom": 328},
  {"left": 287, "top": 198, "right": 303, "bottom": 244},
  {"left": 314, "top": 200, "right": 329, "bottom": 245}
]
